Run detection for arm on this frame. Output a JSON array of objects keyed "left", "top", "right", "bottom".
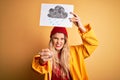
[
  {"left": 70, "top": 12, "right": 98, "bottom": 58},
  {"left": 80, "top": 24, "right": 98, "bottom": 58},
  {"left": 32, "top": 49, "right": 52, "bottom": 74},
  {"left": 32, "top": 54, "right": 49, "bottom": 74}
]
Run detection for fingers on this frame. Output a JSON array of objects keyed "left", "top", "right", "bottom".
[
  {"left": 70, "top": 12, "right": 79, "bottom": 17},
  {"left": 39, "top": 48, "right": 53, "bottom": 62},
  {"left": 69, "top": 12, "right": 80, "bottom": 22},
  {"left": 41, "top": 56, "right": 51, "bottom": 62},
  {"left": 42, "top": 48, "right": 50, "bottom": 52},
  {"left": 40, "top": 49, "right": 50, "bottom": 56},
  {"left": 69, "top": 17, "right": 80, "bottom": 22}
]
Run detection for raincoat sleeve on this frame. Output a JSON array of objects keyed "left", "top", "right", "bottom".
[
  {"left": 71, "top": 24, "right": 98, "bottom": 59},
  {"left": 32, "top": 54, "right": 50, "bottom": 74}
]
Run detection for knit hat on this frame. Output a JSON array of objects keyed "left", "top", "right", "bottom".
[{"left": 50, "top": 26, "right": 68, "bottom": 38}]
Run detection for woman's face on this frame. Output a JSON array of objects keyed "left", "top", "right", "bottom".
[{"left": 52, "top": 33, "right": 65, "bottom": 52}]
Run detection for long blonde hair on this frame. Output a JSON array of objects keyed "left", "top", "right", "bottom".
[{"left": 49, "top": 35, "right": 70, "bottom": 79}]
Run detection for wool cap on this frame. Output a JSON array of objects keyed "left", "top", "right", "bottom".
[{"left": 50, "top": 26, "right": 68, "bottom": 38}]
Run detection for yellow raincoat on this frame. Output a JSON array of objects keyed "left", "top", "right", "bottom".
[{"left": 32, "top": 24, "right": 98, "bottom": 80}]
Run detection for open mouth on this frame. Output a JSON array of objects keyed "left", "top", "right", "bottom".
[{"left": 55, "top": 44, "right": 62, "bottom": 49}]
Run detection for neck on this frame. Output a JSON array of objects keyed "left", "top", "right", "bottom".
[{"left": 55, "top": 49, "right": 62, "bottom": 54}]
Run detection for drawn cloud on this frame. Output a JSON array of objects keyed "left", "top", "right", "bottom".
[{"left": 47, "top": 5, "right": 68, "bottom": 19}]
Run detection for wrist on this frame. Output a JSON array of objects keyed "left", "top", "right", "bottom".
[
  {"left": 78, "top": 25, "right": 87, "bottom": 33},
  {"left": 39, "top": 59, "right": 47, "bottom": 66},
  {"left": 40, "top": 61, "right": 47, "bottom": 66}
]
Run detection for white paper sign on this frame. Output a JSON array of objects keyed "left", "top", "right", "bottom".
[{"left": 40, "top": 3, "right": 74, "bottom": 27}]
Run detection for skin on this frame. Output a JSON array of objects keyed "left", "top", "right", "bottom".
[
  {"left": 39, "top": 12, "right": 87, "bottom": 64},
  {"left": 52, "top": 33, "right": 65, "bottom": 52}
]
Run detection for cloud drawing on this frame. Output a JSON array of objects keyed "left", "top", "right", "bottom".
[{"left": 47, "top": 5, "right": 68, "bottom": 19}]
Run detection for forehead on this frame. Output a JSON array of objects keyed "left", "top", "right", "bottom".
[{"left": 52, "top": 33, "right": 65, "bottom": 38}]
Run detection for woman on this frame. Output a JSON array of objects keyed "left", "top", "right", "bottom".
[{"left": 32, "top": 12, "right": 98, "bottom": 80}]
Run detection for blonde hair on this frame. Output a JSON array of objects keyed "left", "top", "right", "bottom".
[{"left": 49, "top": 35, "right": 70, "bottom": 79}]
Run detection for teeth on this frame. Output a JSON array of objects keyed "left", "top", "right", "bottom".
[{"left": 56, "top": 45, "right": 61, "bottom": 47}]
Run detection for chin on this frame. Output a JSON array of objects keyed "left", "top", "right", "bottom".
[{"left": 55, "top": 48, "right": 62, "bottom": 51}]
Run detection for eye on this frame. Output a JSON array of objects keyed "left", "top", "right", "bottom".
[
  {"left": 53, "top": 37, "right": 58, "bottom": 40},
  {"left": 61, "top": 38, "right": 65, "bottom": 40}
]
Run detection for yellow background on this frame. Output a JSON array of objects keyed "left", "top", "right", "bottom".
[{"left": 0, "top": 0, "right": 120, "bottom": 80}]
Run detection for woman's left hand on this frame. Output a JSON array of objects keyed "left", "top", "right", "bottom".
[{"left": 69, "top": 12, "right": 87, "bottom": 33}]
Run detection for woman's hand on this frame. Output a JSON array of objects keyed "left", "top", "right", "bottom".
[
  {"left": 69, "top": 12, "right": 87, "bottom": 33},
  {"left": 39, "top": 48, "right": 53, "bottom": 65}
]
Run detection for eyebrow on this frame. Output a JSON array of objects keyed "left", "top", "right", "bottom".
[{"left": 52, "top": 37, "right": 65, "bottom": 39}]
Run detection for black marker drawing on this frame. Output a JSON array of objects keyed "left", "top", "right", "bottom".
[
  {"left": 47, "top": 5, "right": 68, "bottom": 19},
  {"left": 40, "top": 4, "right": 74, "bottom": 27}
]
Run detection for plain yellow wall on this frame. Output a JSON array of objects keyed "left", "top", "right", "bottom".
[{"left": 0, "top": 0, "right": 120, "bottom": 80}]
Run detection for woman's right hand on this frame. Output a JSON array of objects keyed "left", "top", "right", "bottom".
[{"left": 39, "top": 48, "right": 53, "bottom": 65}]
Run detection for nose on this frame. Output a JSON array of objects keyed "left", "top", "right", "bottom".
[{"left": 57, "top": 39, "right": 61, "bottom": 44}]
